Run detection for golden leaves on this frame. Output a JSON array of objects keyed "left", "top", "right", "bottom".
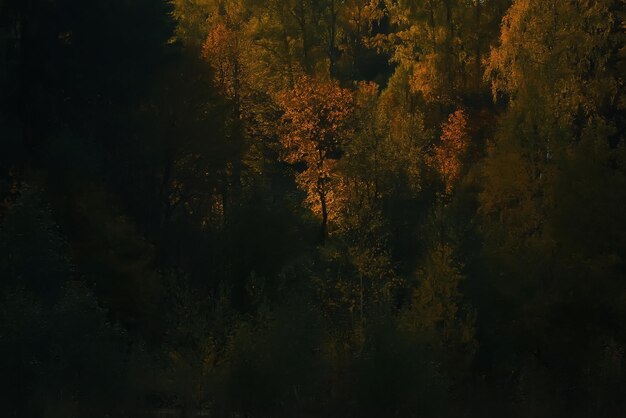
[
  {"left": 409, "top": 54, "right": 442, "bottom": 102},
  {"left": 430, "top": 110, "right": 469, "bottom": 195},
  {"left": 202, "top": 22, "right": 245, "bottom": 99},
  {"left": 277, "top": 75, "right": 354, "bottom": 224},
  {"left": 485, "top": 0, "right": 620, "bottom": 121}
]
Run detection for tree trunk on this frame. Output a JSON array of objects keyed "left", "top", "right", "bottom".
[{"left": 319, "top": 188, "right": 328, "bottom": 243}]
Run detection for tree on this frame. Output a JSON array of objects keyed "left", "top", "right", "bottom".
[
  {"left": 476, "top": 1, "right": 626, "bottom": 413},
  {"left": 277, "top": 75, "right": 354, "bottom": 242},
  {"left": 170, "top": 0, "right": 214, "bottom": 48},
  {"left": 338, "top": 0, "right": 384, "bottom": 80},
  {"left": 405, "top": 244, "right": 474, "bottom": 347},
  {"left": 378, "top": 0, "right": 510, "bottom": 107},
  {"left": 429, "top": 109, "right": 469, "bottom": 195}
]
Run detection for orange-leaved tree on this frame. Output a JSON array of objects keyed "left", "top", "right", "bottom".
[
  {"left": 430, "top": 109, "right": 469, "bottom": 195},
  {"left": 277, "top": 75, "right": 354, "bottom": 242}
]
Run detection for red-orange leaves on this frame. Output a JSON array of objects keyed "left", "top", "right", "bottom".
[
  {"left": 277, "top": 76, "right": 354, "bottom": 238},
  {"left": 431, "top": 109, "right": 469, "bottom": 195},
  {"left": 202, "top": 22, "right": 244, "bottom": 99}
]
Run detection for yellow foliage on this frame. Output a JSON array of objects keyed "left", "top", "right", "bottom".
[{"left": 485, "top": 0, "right": 621, "bottom": 124}]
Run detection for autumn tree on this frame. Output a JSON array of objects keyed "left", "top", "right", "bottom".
[
  {"left": 244, "top": 0, "right": 324, "bottom": 76},
  {"left": 237, "top": 0, "right": 386, "bottom": 83},
  {"left": 380, "top": 0, "right": 463, "bottom": 104},
  {"left": 277, "top": 75, "right": 354, "bottom": 242},
  {"left": 430, "top": 109, "right": 469, "bottom": 195},
  {"left": 477, "top": 1, "right": 626, "bottom": 412},
  {"left": 378, "top": 0, "right": 509, "bottom": 107},
  {"left": 375, "top": 65, "right": 428, "bottom": 196},
  {"left": 199, "top": 1, "right": 254, "bottom": 213},
  {"left": 242, "top": 0, "right": 299, "bottom": 88},
  {"left": 201, "top": 1, "right": 252, "bottom": 112},
  {"left": 482, "top": 0, "right": 625, "bottom": 262},
  {"left": 331, "top": 0, "right": 383, "bottom": 81},
  {"left": 404, "top": 244, "right": 474, "bottom": 344},
  {"left": 171, "top": 0, "right": 214, "bottom": 48}
]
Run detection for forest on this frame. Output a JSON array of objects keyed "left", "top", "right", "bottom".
[{"left": 0, "top": 0, "right": 625, "bottom": 417}]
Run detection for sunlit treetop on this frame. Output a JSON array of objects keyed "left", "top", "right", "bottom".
[{"left": 277, "top": 75, "right": 354, "bottom": 238}]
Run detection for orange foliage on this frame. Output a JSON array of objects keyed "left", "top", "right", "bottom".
[
  {"left": 430, "top": 110, "right": 469, "bottom": 194},
  {"left": 277, "top": 76, "right": 354, "bottom": 230},
  {"left": 202, "top": 22, "right": 243, "bottom": 99}
]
